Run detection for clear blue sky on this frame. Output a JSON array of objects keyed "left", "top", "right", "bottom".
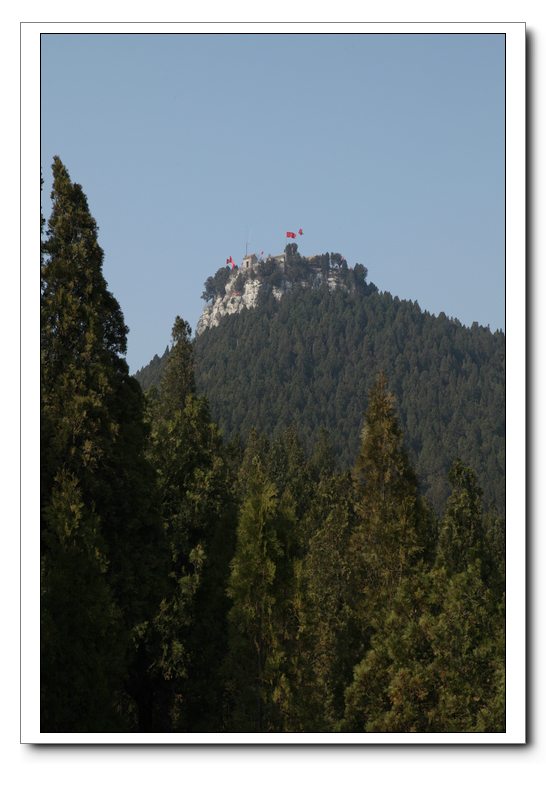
[{"left": 41, "top": 32, "right": 505, "bottom": 374}]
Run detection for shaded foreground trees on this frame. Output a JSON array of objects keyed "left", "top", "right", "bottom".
[
  {"left": 40, "top": 158, "right": 168, "bottom": 731},
  {"left": 127, "top": 316, "right": 237, "bottom": 732},
  {"left": 223, "top": 466, "right": 309, "bottom": 732},
  {"left": 40, "top": 160, "right": 505, "bottom": 733}
]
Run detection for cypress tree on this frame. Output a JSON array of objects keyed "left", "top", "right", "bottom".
[
  {"left": 340, "top": 460, "right": 504, "bottom": 733},
  {"left": 224, "top": 461, "right": 309, "bottom": 732},
  {"left": 40, "top": 157, "right": 168, "bottom": 731},
  {"left": 132, "top": 315, "right": 236, "bottom": 731},
  {"left": 158, "top": 316, "right": 196, "bottom": 421},
  {"left": 350, "top": 372, "right": 435, "bottom": 633},
  {"left": 437, "top": 458, "right": 486, "bottom": 575},
  {"left": 303, "top": 470, "right": 362, "bottom": 731}
]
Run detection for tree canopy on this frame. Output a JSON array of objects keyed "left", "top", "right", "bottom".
[{"left": 41, "top": 157, "right": 168, "bottom": 731}]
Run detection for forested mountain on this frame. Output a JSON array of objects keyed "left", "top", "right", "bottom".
[
  {"left": 42, "top": 162, "right": 505, "bottom": 734},
  {"left": 135, "top": 258, "right": 505, "bottom": 516}
]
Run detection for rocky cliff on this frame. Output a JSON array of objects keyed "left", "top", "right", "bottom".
[{"left": 195, "top": 263, "right": 354, "bottom": 336}]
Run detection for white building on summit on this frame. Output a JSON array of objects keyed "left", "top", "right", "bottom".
[
  {"left": 241, "top": 254, "right": 258, "bottom": 268},
  {"left": 241, "top": 252, "right": 286, "bottom": 268}
]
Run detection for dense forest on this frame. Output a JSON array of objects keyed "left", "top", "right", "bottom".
[
  {"left": 136, "top": 262, "right": 505, "bottom": 517},
  {"left": 41, "top": 158, "right": 505, "bottom": 734}
]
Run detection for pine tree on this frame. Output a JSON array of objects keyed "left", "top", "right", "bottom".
[
  {"left": 267, "top": 423, "right": 316, "bottom": 527},
  {"left": 224, "top": 462, "right": 309, "bottom": 732},
  {"left": 303, "top": 470, "right": 362, "bottom": 730},
  {"left": 40, "top": 471, "right": 127, "bottom": 732},
  {"left": 40, "top": 157, "right": 168, "bottom": 731},
  {"left": 437, "top": 458, "right": 486, "bottom": 574},
  {"left": 350, "top": 372, "right": 435, "bottom": 633},
  {"left": 158, "top": 316, "right": 196, "bottom": 420},
  {"left": 335, "top": 373, "right": 437, "bottom": 732},
  {"left": 132, "top": 315, "right": 236, "bottom": 731},
  {"left": 311, "top": 426, "right": 336, "bottom": 484},
  {"left": 340, "top": 460, "right": 505, "bottom": 733}
]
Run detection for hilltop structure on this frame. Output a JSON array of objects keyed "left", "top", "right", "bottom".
[
  {"left": 242, "top": 253, "right": 286, "bottom": 268},
  {"left": 241, "top": 254, "right": 258, "bottom": 268}
]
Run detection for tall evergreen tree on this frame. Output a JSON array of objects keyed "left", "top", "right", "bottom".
[
  {"left": 223, "top": 461, "right": 309, "bottom": 732},
  {"left": 158, "top": 316, "right": 196, "bottom": 421},
  {"left": 350, "top": 372, "right": 435, "bottom": 636},
  {"left": 311, "top": 426, "right": 336, "bottom": 484},
  {"left": 437, "top": 458, "right": 486, "bottom": 575},
  {"left": 40, "top": 471, "right": 127, "bottom": 732},
  {"left": 340, "top": 459, "right": 504, "bottom": 733},
  {"left": 132, "top": 315, "right": 236, "bottom": 731},
  {"left": 302, "top": 470, "right": 362, "bottom": 730},
  {"left": 40, "top": 157, "right": 168, "bottom": 731},
  {"left": 267, "top": 423, "right": 316, "bottom": 528}
]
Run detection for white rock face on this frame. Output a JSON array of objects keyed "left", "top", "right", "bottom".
[{"left": 195, "top": 265, "right": 351, "bottom": 336}]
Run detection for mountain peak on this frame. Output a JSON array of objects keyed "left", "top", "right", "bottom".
[{"left": 196, "top": 252, "right": 371, "bottom": 336}]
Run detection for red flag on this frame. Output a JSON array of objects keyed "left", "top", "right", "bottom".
[
  {"left": 226, "top": 258, "right": 230, "bottom": 265},
  {"left": 286, "top": 231, "right": 296, "bottom": 238},
  {"left": 298, "top": 229, "right": 303, "bottom": 235},
  {"left": 231, "top": 261, "right": 235, "bottom": 269}
]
